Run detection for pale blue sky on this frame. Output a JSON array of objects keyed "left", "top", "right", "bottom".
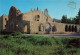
[{"left": 0, "top": 0, "right": 80, "bottom": 19}]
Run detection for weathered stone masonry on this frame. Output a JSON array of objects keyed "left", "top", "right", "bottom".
[{"left": 0, "top": 6, "right": 80, "bottom": 34}]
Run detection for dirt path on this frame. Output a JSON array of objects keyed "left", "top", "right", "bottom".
[{"left": 23, "top": 34, "right": 80, "bottom": 38}]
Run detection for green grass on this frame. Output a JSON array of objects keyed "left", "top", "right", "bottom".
[{"left": 0, "top": 34, "right": 80, "bottom": 55}]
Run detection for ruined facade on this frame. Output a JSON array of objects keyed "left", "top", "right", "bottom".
[
  {"left": 0, "top": 15, "right": 8, "bottom": 32},
  {"left": 0, "top": 6, "right": 80, "bottom": 34}
]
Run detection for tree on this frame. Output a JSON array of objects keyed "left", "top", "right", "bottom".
[
  {"left": 61, "top": 15, "right": 67, "bottom": 23},
  {"left": 67, "top": 18, "right": 72, "bottom": 24},
  {"left": 75, "top": 9, "right": 80, "bottom": 24},
  {"left": 61, "top": 8, "right": 80, "bottom": 24},
  {"left": 61, "top": 16, "right": 76, "bottom": 24},
  {"left": 71, "top": 17, "right": 76, "bottom": 24},
  {"left": 78, "top": 9, "right": 80, "bottom": 16}
]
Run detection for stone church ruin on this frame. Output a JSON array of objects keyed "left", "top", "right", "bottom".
[{"left": 0, "top": 6, "right": 80, "bottom": 34}]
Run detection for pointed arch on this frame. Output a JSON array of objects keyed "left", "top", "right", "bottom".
[
  {"left": 52, "top": 25, "right": 57, "bottom": 32},
  {"left": 39, "top": 23, "right": 44, "bottom": 32}
]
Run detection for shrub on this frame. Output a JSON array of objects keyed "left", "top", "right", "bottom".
[
  {"left": 37, "top": 38, "right": 53, "bottom": 45},
  {"left": 0, "top": 35, "right": 11, "bottom": 39},
  {"left": 11, "top": 31, "right": 22, "bottom": 36},
  {"left": 61, "top": 38, "right": 80, "bottom": 48},
  {"left": 0, "top": 35, "right": 80, "bottom": 55},
  {"left": 26, "top": 35, "right": 54, "bottom": 46}
]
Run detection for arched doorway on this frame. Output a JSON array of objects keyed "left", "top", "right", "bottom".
[
  {"left": 69, "top": 25, "right": 71, "bottom": 32},
  {"left": 72, "top": 25, "right": 75, "bottom": 32},
  {"left": 74, "top": 26, "right": 77, "bottom": 32},
  {"left": 65, "top": 25, "right": 68, "bottom": 32},
  {"left": 45, "top": 23, "right": 51, "bottom": 33},
  {"left": 52, "top": 25, "right": 57, "bottom": 32},
  {"left": 24, "top": 25, "right": 27, "bottom": 32},
  {"left": 39, "top": 24, "right": 44, "bottom": 32}
]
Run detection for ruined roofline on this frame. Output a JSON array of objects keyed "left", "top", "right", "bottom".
[
  {"left": 22, "top": 10, "right": 42, "bottom": 14},
  {"left": 0, "top": 14, "right": 8, "bottom": 18},
  {"left": 8, "top": 6, "right": 53, "bottom": 20},
  {"left": 11, "top": 6, "right": 18, "bottom": 10}
]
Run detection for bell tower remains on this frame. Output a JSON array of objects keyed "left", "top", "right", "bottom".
[{"left": 44, "top": 8, "right": 48, "bottom": 16}]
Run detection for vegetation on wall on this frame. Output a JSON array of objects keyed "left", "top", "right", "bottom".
[
  {"left": 0, "top": 34, "right": 80, "bottom": 55},
  {"left": 61, "top": 9, "right": 80, "bottom": 24}
]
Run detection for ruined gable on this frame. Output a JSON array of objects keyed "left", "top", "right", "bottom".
[
  {"left": 6, "top": 6, "right": 22, "bottom": 32},
  {"left": 4, "top": 6, "right": 80, "bottom": 34},
  {"left": 22, "top": 9, "right": 53, "bottom": 23}
]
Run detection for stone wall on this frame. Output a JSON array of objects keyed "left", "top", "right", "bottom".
[
  {"left": 22, "top": 10, "right": 53, "bottom": 23},
  {"left": 53, "top": 23, "right": 65, "bottom": 33},
  {"left": 0, "top": 15, "right": 8, "bottom": 32},
  {"left": 6, "top": 6, "right": 22, "bottom": 32},
  {"left": 2, "top": 6, "right": 80, "bottom": 34},
  {"left": 29, "top": 22, "right": 65, "bottom": 34},
  {"left": 64, "top": 24, "right": 80, "bottom": 33}
]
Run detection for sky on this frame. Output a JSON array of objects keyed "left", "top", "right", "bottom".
[{"left": 0, "top": 0, "right": 80, "bottom": 19}]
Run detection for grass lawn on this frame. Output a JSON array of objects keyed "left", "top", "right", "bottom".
[{"left": 0, "top": 33, "right": 80, "bottom": 55}]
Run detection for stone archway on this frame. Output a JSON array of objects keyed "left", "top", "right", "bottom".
[
  {"left": 45, "top": 23, "right": 51, "bottom": 33},
  {"left": 65, "top": 25, "right": 68, "bottom": 32},
  {"left": 74, "top": 26, "right": 77, "bottom": 32},
  {"left": 39, "top": 24, "right": 44, "bottom": 32},
  {"left": 52, "top": 25, "right": 57, "bottom": 32},
  {"left": 24, "top": 25, "right": 27, "bottom": 32},
  {"left": 69, "top": 25, "right": 71, "bottom": 32},
  {"left": 72, "top": 25, "right": 75, "bottom": 32}
]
